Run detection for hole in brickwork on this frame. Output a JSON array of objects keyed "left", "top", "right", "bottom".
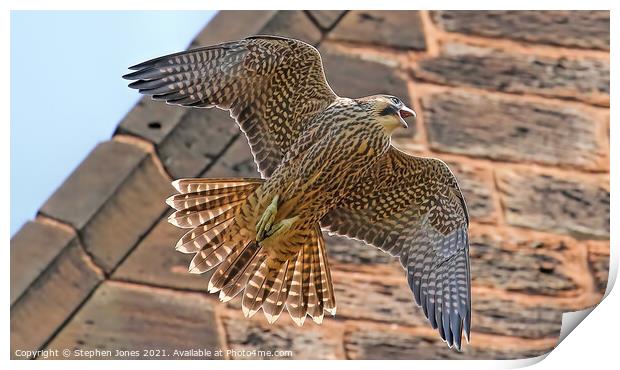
[
  {"left": 539, "top": 266, "right": 555, "bottom": 274},
  {"left": 148, "top": 122, "right": 161, "bottom": 129},
  {"left": 516, "top": 127, "right": 530, "bottom": 135}
]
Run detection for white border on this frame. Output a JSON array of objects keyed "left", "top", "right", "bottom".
[{"left": 3, "top": 1, "right": 617, "bottom": 369}]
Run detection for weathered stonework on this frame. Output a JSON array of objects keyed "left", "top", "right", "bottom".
[
  {"left": 423, "top": 91, "right": 606, "bottom": 170},
  {"left": 11, "top": 240, "right": 104, "bottom": 358},
  {"left": 345, "top": 326, "right": 553, "bottom": 360},
  {"left": 221, "top": 310, "right": 345, "bottom": 359},
  {"left": 259, "top": 10, "right": 322, "bottom": 46},
  {"left": 413, "top": 42, "right": 609, "bottom": 106},
  {"left": 45, "top": 282, "right": 224, "bottom": 359},
  {"left": 307, "top": 10, "right": 346, "bottom": 31},
  {"left": 113, "top": 218, "right": 206, "bottom": 291},
  {"left": 496, "top": 170, "right": 609, "bottom": 239},
  {"left": 329, "top": 10, "right": 426, "bottom": 50},
  {"left": 10, "top": 220, "right": 76, "bottom": 305},
  {"left": 157, "top": 109, "right": 239, "bottom": 179},
  {"left": 432, "top": 11, "right": 610, "bottom": 50},
  {"left": 468, "top": 226, "right": 587, "bottom": 298}
]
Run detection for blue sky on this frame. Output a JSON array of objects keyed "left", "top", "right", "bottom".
[{"left": 10, "top": 11, "right": 217, "bottom": 236}]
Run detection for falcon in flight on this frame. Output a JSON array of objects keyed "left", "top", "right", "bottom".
[{"left": 124, "top": 36, "right": 471, "bottom": 350}]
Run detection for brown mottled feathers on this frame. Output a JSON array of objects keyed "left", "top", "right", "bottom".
[
  {"left": 321, "top": 147, "right": 470, "bottom": 349},
  {"left": 124, "top": 36, "right": 337, "bottom": 178},
  {"left": 125, "top": 35, "right": 470, "bottom": 351}
]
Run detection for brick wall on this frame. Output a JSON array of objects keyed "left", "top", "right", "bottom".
[{"left": 11, "top": 10, "right": 609, "bottom": 360}]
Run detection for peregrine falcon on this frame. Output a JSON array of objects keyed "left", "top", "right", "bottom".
[{"left": 124, "top": 36, "right": 471, "bottom": 350}]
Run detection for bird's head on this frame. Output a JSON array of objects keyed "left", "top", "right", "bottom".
[{"left": 362, "top": 95, "right": 416, "bottom": 134}]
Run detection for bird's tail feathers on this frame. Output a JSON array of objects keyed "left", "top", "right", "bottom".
[
  {"left": 205, "top": 223, "right": 336, "bottom": 325},
  {"left": 242, "top": 224, "right": 337, "bottom": 325},
  {"left": 167, "top": 179, "right": 336, "bottom": 325},
  {"left": 166, "top": 178, "right": 264, "bottom": 274}
]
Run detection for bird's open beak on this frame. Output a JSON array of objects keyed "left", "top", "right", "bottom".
[{"left": 398, "top": 106, "right": 416, "bottom": 128}]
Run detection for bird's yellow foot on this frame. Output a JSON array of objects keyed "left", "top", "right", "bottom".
[
  {"left": 266, "top": 216, "right": 299, "bottom": 240},
  {"left": 256, "top": 194, "right": 279, "bottom": 242}
]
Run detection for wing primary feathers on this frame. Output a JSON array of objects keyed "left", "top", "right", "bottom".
[
  {"left": 125, "top": 42, "right": 237, "bottom": 72},
  {"left": 125, "top": 37, "right": 337, "bottom": 178}
]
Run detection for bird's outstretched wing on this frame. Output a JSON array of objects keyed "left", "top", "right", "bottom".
[
  {"left": 123, "top": 36, "right": 338, "bottom": 178},
  {"left": 321, "top": 146, "right": 471, "bottom": 350}
]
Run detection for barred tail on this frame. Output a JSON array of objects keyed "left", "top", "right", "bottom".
[
  {"left": 166, "top": 178, "right": 264, "bottom": 274},
  {"left": 167, "top": 180, "right": 336, "bottom": 325},
  {"left": 242, "top": 224, "right": 336, "bottom": 325}
]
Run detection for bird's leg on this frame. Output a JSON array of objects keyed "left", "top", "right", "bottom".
[
  {"left": 256, "top": 194, "right": 279, "bottom": 242},
  {"left": 265, "top": 216, "right": 300, "bottom": 240}
]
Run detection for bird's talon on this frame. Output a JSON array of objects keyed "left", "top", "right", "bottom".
[
  {"left": 266, "top": 216, "right": 299, "bottom": 239},
  {"left": 256, "top": 195, "right": 280, "bottom": 242}
]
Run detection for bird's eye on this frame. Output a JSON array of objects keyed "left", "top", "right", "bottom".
[{"left": 390, "top": 97, "right": 400, "bottom": 105}]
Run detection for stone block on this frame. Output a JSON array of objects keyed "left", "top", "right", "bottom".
[
  {"left": 259, "top": 10, "right": 322, "bottom": 46},
  {"left": 40, "top": 141, "right": 147, "bottom": 230},
  {"left": 307, "top": 10, "right": 346, "bottom": 30},
  {"left": 113, "top": 218, "right": 207, "bottom": 291},
  {"left": 157, "top": 109, "right": 239, "bottom": 179},
  {"left": 79, "top": 150, "right": 174, "bottom": 271},
  {"left": 496, "top": 170, "right": 609, "bottom": 238},
  {"left": 202, "top": 134, "right": 260, "bottom": 178},
  {"left": 423, "top": 92, "right": 606, "bottom": 170},
  {"left": 329, "top": 10, "right": 426, "bottom": 50},
  {"left": 46, "top": 282, "right": 224, "bottom": 359},
  {"left": 11, "top": 241, "right": 103, "bottom": 358},
  {"left": 444, "top": 160, "right": 497, "bottom": 223},
  {"left": 432, "top": 11, "right": 610, "bottom": 50},
  {"left": 221, "top": 310, "right": 345, "bottom": 359},
  {"left": 10, "top": 220, "right": 75, "bottom": 305},
  {"left": 469, "top": 226, "right": 587, "bottom": 299},
  {"left": 414, "top": 43, "right": 609, "bottom": 106},
  {"left": 345, "top": 326, "right": 553, "bottom": 360}
]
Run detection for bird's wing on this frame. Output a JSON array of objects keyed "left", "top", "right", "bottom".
[
  {"left": 321, "top": 146, "right": 471, "bottom": 350},
  {"left": 124, "top": 36, "right": 338, "bottom": 178}
]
